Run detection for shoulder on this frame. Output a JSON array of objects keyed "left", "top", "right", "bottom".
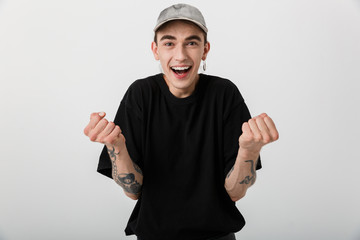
[
  {"left": 127, "top": 74, "right": 161, "bottom": 92},
  {"left": 123, "top": 74, "right": 161, "bottom": 101},
  {"left": 201, "top": 74, "right": 235, "bottom": 86},
  {"left": 119, "top": 75, "right": 161, "bottom": 118},
  {"left": 200, "top": 74, "right": 244, "bottom": 102}
]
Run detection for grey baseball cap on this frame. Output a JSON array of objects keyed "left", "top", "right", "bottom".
[{"left": 154, "top": 3, "right": 208, "bottom": 33}]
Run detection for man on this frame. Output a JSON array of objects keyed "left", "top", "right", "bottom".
[{"left": 84, "top": 4, "right": 279, "bottom": 240}]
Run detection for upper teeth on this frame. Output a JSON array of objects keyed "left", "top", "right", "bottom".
[{"left": 171, "top": 66, "right": 190, "bottom": 70}]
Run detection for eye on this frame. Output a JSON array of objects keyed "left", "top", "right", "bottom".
[
  {"left": 187, "top": 41, "right": 198, "bottom": 46},
  {"left": 164, "top": 42, "right": 174, "bottom": 47}
]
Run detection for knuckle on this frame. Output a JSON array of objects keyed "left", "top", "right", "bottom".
[
  {"left": 88, "top": 132, "right": 97, "bottom": 142},
  {"left": 97, "top": 135, "right": 104, "bottom": 143},
  {"left": 245, "top": 133, "right": 253, "bottom": 141},
  {"left": 253, "top": 136, "right": 261, "bottom": 142},
  {"left": 100, "top": 118, "right": 108, "bottom": 124},
  {"left": 106, "top": 137, "right": 115, "bottom": 145},
  {"left": 240, "top": 133, "right": 250, "bottom": 141},
  {"left": 89, "top": 136, "right": 97, "bottom": 142},
  {"left": 115, "top": 125, "right": 121, "bottom": 132},
  {"left": 108, "top": 122, "right": 115, "bottom": 130},
  {"left": 263, "top": 136, "right": 271, "bottom": 144},
  {"left": 273, "top": 132, "right": 279, "bottom": 141},
  {"left": 83, "top": 127, "right": 89, "bottom": 136}
]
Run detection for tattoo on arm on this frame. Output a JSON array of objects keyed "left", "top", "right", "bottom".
[
  {"left": 107, "top": 146, "right": 120, "bottom": 161},
  {"left": 117, "top": 173, "right": 142, "bottom": 194},
  {"left": 133, "top": 162, "right": 143, "bottom": 175},
  {"left": 107, "top": 146, "right": 142, "bottom": 195},
  {"left": 107, "top": 146, "right": 120, "bottom": 180},
  {"left": 226, "top": 166, "right": 234, "bottom": 178},
  {"left": 239, "top": 160, "right": 256, "bottom": 185}
]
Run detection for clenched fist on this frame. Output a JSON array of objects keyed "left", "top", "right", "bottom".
[
  {"left": 239, "top": 113, "right": 279, "bottom": 154},
  {"left": 83, "top": 112, "right": 125, "bottom": 151}
]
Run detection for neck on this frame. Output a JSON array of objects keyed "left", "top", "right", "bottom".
[{"left": 163, "top": 74, "right": 199, "bottom": 98}]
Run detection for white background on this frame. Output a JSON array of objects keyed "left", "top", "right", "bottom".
[{"left": 1, "top": 0, "right": 359, "bottom": 239}]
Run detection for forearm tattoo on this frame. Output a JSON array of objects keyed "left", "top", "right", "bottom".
[
  {"left": 107, "top": 146, "right": 142, "bottom": 195},
  {"left": 133, "top": 162, "right": 143, "bottom": 175},
  {"left": 108, "top": 146, "right": 120, "bottom": 160},
  {"left": 239, "top": 160, "right": 256, "bottom": 185},
  {"left": 226, "top": 166, "right": 234, "bottom": 178},
  {"left": 117, "top": 173, "right": 142, "bottom": 194}
]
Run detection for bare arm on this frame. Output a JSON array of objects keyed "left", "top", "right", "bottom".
[
  {"left": 106, "top": 143, "right": 143, "bottom": 200},
  {"left": 84, "top": 112, "right": 143, "bottom": 200},
  {"left": 224, "top": 149, "right": 259, "bottom": 202},
  {"left": 225, "top": 113, "right": 279, "bottom": 202}
]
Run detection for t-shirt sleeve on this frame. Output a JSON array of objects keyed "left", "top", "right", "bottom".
[
  {"left": 97, "top": 84, "right": 143, "bottom": 179},
  {"left": 223, "top": 92, "right": 262, "bottom": 177}
]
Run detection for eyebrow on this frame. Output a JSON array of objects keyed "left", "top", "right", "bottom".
[
  {"left": 159, "top": 34, "right": 203, "bottom": 42},
  {"left": 159, "top": 35, "right": 176, "bottom": 41},
  {"left": 185, "top": 35, "right": 202, "bottom": 42}
]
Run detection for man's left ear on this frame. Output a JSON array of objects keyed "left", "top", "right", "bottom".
[{"left": 202, "top": 42, "right": 210, "bottom": 61}]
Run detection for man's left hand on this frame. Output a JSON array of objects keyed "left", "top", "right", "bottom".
[{"left": 239, "top": 113, "right": 279, "bottom": 154}]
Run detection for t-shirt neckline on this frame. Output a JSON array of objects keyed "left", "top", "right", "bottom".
[{"left": 156, "top": 73, "right": 204, "bottom": 105}]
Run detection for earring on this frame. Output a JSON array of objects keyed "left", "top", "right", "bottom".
[{"left": 202, "top": 60, "right": 207, "bottom": 71}]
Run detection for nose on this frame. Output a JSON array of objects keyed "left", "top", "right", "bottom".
[{"left": 174, "top": 45, "right": 187, "bottom": 61}]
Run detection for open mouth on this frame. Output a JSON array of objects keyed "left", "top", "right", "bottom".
[{"left": 170, "top": 66, "right": 192, "bottom": 76}]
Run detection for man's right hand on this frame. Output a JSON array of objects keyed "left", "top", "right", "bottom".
[{"left": 83, "top": 112, "right": 125, "bottom": 151}]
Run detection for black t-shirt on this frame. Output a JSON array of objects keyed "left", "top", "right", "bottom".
[{"left": 98, "top": 74, "right": 261, "bottom": 240}]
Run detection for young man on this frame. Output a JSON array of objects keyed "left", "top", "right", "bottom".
[{"left": 84, "top": 4, "right": 279, "bottom": 240}]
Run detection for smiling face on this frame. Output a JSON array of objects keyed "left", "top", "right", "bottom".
[{"left": 151, "top": 20, "right": 210, "bottom": 98}]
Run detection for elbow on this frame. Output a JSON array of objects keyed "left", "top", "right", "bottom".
[
  {"left": 129, "top": 195, "right": 140, "bottom": 201},
  {"left": 125, "top": 192, "right": 141, "bottom": 200},
  {"left": 230, "top": 191, "right": 246, "bottom": 202},
  {"left": 225, "top": 183, "right": 247, "bottom": 202},
  {"left": 225, "top": 182, "right": 247, "bottom": 202}
]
